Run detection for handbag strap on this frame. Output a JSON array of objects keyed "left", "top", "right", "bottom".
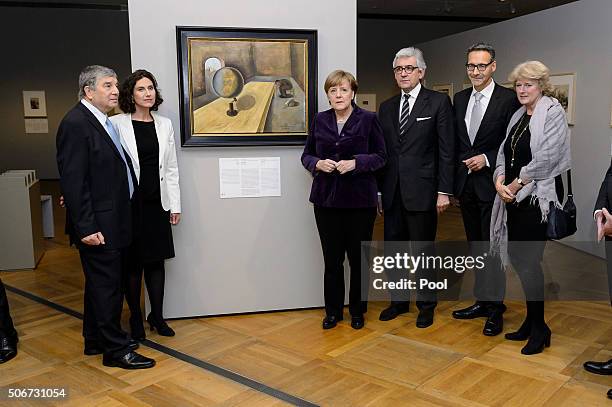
[{"left": 566, "top": 169, "right": 573, "bottom": 197}]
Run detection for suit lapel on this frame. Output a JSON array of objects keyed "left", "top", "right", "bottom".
[
  {"left": 389, "top": 95, "right": 401, "bottom": 137},
  {"left": 473, "top": 82, "right": 501, "bottom": 145},
  {"left": 153, "top": 114, "right": 165, "bottom": 168},
  {"left": 77, "top": 103, "right": 124, "bottom": 161},
  {"left": 457, "top": 90, "right": 471, "bottom": 144},
  {"left": 122, "top": 114, "right": 140, "bottom": 167}
]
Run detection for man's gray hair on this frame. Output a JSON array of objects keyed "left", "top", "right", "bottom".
[
  {"left": 78, "top": 65, "right": 117, "bottom": 99},
  {"left": 392, "top": 47, "right": 427, "bottom": 70},
  {"left": 466, "top": 42, "right": 496, "bottom": 61}
]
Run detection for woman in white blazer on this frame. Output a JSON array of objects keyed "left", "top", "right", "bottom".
[{"left": 111, "top": 69, "right": 181, "bottom": 339}]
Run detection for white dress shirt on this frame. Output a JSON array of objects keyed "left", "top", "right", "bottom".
[
  {"left": 81, "top": 99, "right": 109, "bottom": 129},
  {"left": 398, "top": 82, "right": 422, "bottom": 117}
]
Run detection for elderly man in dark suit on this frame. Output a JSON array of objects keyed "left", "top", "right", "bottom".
[
  {"left": 56, "top": 65, "right": 154, "bottom": 369},
  {"left": 583, "top": 160, "right": 612, "bottom": 400},
  {"left": 377, "top": 47, "right": 454, "bottom": 328},
  {"left": 451, "top": 43, "right": 521, "bottom": 336},
  {"left": 0, "top": 279, "right": 17, "bottom": 363}
]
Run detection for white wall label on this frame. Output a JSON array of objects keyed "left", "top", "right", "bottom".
[
  {"left": 219, "top": 157, "right": 281, "bottom": 198},
  {"left": 24, "top": 118, "right": 49, "bottom": 133}
]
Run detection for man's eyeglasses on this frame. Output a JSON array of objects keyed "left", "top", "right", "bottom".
[
  {"left": 465, "top": 61, "right": 494, "bottom": 72},
  {"left": 393, "top": 65, "right": 419, "bottom": 75}
]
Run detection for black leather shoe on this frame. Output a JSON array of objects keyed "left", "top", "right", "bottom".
[
  {"left": 102, "top": 351, "right": 155, "bottom": 369},
  {"left": 416, "top": 309, "right": 434, "bottom": 328},
  {"left": 583, "top": 359, "right": 612, "bottom": 375},
  {"left": 351, "top": 315, "right": 365, "bottom": 330},
  {"left": 452, "top": 303, "right": 489, "bottom": 320},
  {"left": 379, "top": 302, "right": 409, "bottom": 321},
  {"left": 0, "top": 332, "right": 18, "bottom": 364},
  {"left": 322, "top": 315, "right": 342, "bottom": 329},
  {"left": 607, "top": 389, "right": 611, "bottom": 400},
  {"left": 521, "top": 328, "right": 551, "bottom": 355},
  {"left": 147, "top": 314, "right": 175, "bottom": 337},
  {"left": 483, "top": 312, "right": 503, "bottom": 336},
  {"left": 84, "top": 339, "right": 140, "bottom": 356}
]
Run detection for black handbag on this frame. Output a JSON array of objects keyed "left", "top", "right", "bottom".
[{"left": 547, "top": 170, "right": 577, "bottom": 240}]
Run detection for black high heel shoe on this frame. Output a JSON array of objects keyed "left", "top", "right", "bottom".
[
  {"left": 504, "top": 317, "right": 531, "bottom": 341},
  {"left": 147, "top": 314, "right": 175, "bottom": 337},
  {"left": 521, "top": 328, "right": 551, "bottom": 355}
]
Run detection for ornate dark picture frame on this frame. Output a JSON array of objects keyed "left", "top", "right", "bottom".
[{"left": 176, "top": 26, "right": 317, "bottom": 147}]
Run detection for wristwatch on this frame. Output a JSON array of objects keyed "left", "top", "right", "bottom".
[{"left": 517, "top": 178, "right": 525, "bottom": 186}]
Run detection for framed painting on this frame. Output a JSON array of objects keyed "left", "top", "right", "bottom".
[
  {"left": 549, "top": 73, "right": 576, "bottom": 125},
  {"left": 432, "top": 83, "right": 454, "bottom": 98},
  {"left": 23, "top": 90, "right": 47, "bottom": 117},
  {"left": 176, "top": 26, "right": 317, "bottom": 147}
]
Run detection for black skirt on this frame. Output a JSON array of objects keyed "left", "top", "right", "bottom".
[{"left": 138, "top": 199, "right": 175, "bottom": 263}]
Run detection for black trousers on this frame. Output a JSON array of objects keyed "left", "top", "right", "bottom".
[
  {"left": 383, "top": 187, "right": 437, "bottom": 310},
  {"left": 459, "top": 177, "right": 505, "bottom": 310},
  {"left": 314, "top": 206, "right": 377, "bottom": 318},
  {"left": 0, "top": 278, "right": 15, "bottom": 338},
  {"left": 79, "top": 247, "right": 130, "bottom": 358}
]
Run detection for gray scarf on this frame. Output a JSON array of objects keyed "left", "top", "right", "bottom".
[{"left": 490, "top": 96, "right": 571, "bottom": 256}]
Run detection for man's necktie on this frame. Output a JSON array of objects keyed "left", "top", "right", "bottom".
[
  {"left": 399, "top": 93, "right": 411, "bottom": 135},
  {"left": 468, "top": 92, "right": 484, "bottom": 145},
  {"left": 105, "top": 118, "right": 134, "bottom": 198}
]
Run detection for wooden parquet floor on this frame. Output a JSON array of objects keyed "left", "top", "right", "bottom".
[{"left": 0, "top": 181, "right": 610, "bottom": 406}]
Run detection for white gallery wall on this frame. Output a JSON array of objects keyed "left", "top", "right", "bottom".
[
  {"left": 128, "top": 0, "right": 355, "bottom": 316},
  {"left": 416, "top": 0, "right": 612, "bottom": 253}
]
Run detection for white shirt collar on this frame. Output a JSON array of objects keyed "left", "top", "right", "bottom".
[
  {"left": 80, "top": 98, "right": 109, "bottom": 128},
  {"left": 402, "top": 82, "right": 422, "bottom": 100},
  {"left": 470, "top": 79, "right": 495, "bottom": 100}
]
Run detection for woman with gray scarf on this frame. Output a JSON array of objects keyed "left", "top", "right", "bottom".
[{"left": 490, "top": 60, "right": 571, "bottom": 355}]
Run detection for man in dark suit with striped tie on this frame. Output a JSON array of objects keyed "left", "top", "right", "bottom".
[{"left": 377, "top": 47, "right": 455, "bottom": 328}]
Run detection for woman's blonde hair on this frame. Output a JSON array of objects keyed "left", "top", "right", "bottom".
[
  {"left": 508, "top": 60, "right": 553, "bottom": 95},
  {"left": 324, "top": 70, "right": 358, "bottom": 93}
]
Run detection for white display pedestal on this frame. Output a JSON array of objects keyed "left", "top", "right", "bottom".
[{"left": 0, "top": 170, "right": 44, "bottom": 270}]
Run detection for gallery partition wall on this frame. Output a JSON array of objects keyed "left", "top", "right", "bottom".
[{"left": 128, "top": 0, "right": 356, "bottom": 317}]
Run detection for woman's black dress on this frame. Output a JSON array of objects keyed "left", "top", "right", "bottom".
[{"left": 132, "top": 120, "right": 175, "bottom": 263}]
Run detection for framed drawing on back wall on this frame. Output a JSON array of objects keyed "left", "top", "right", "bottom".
[
  {"left": 432, "top": 83, "right": 454, "bottom": 99},
  {"left": 549, "top": 73, "right": 576, "bottom": 125},
  {"left": 176, "top": 26, "right": 318, "bottom": 147}
]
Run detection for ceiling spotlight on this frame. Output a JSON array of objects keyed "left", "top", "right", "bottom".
[{"left": 498, "top": 0, "right": 507, "bottom": 2}]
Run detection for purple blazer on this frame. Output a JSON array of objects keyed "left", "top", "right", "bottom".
[{"left": 301, "top": 105, "right": 386, "bottom": 208}]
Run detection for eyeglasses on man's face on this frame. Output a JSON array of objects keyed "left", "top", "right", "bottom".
[
  {"left": 465, "top": 61, "right": 494, "bottom": 72},
  {"left": 393, "top": 65, "right": 419, "bottom": 75}
]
